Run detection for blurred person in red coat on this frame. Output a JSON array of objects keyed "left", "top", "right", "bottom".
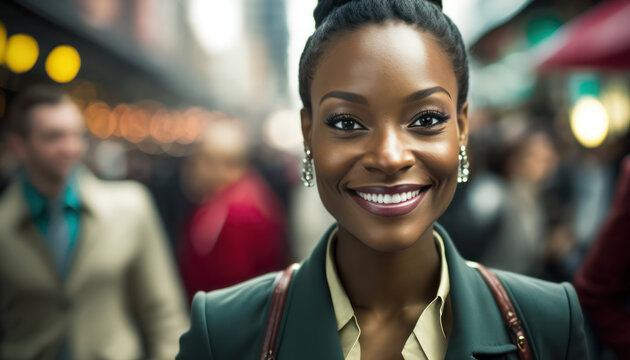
[
  {"left": 178, "top": 117, "right": 287, "bottom": 300},
  {"left": 574, "top": 155, "right": 630, "bottom": 359}
]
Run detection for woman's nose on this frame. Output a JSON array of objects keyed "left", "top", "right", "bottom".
[{"left": 361, "top": 126, "right": 415, "bottom": 176}]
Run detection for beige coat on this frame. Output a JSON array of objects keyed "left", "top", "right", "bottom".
[{"left": 0, "top": 170, "right": 188, "bottom": 359}]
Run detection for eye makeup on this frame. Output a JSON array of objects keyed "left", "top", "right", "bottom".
[
  {"left": 408, "top": 110, "right": 451, "bottom": 129},
  {"left": 324, "top": 113, "right": 366, "bottom": 131}
]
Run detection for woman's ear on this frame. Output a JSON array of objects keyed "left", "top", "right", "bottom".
[
  {"left": 457, "top": 102, "right": 469, "bottom": 147},
  {"left": 300, "top": 108, "right": 313, "bottom": 150}
]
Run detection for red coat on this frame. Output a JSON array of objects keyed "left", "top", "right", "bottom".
[
  {"left": 574, "top": 156, "right": 630, "bottom": 358},
  {"left": 178, "top": 172, "right": 287, "bottom": 300}
]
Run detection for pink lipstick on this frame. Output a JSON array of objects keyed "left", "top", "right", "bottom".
[{"left": 348, "top": 184, "right": 430, "bottom": 217}]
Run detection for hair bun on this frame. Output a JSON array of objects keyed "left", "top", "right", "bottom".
[
  {"left": 313, "top": 0, "right": 354, "bottom": 28},
  {"left": 314, "top": 0, "right": 443, "bottom": 28},
  {"left": 428, "top": 0, "right": 442, "bottom": 10}
]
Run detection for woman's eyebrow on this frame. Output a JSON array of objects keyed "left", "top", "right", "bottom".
[
  {"left": 404, "top": 86, "right": 451, "bottom": 103},
  {"left": 319, "top": 91, "right": 368, "bottom": 105}
]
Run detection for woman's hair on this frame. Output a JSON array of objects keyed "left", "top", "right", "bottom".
[{"left": 298, "top": 0, "right": 468, "bottom": 113}]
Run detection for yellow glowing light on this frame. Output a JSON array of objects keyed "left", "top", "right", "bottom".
[
  {"left": 570, "top": 96, "right": 609, "bottom": 148},
  {"left": 601, "top": 85, "right": 630, "bottom": 138},
  {"left": 45, "top": 45, "right": 81, "bottom": 83},
  {"left": 5, "top": 34, "right": 39, "bottom": 73},
  {"left": 0, "top": 22, "right": 7, "bottom": 63}
]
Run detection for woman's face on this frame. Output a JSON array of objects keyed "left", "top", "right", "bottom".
[{"left": 301, "top": 22, "right": 468, "bottom": 252}]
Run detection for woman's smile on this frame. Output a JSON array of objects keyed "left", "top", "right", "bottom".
[{"left": 348, "top": 184, "right": 431, "bottom": 217}]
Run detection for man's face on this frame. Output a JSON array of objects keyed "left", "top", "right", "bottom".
[
  {"left": 186, "top": 121, "right": 248, "bottom": 198},
  {"left": 16, "top": 99, "right": 86, "bottom": 181}
]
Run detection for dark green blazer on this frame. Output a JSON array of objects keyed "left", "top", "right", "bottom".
[{"left": 177, "top": 223, "right": 588, "bottom": 359}]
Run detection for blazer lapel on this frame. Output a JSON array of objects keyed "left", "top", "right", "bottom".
[
  {"left": 437, "top": 223, "right": 518, "bottom": 360},
  {"left": 6, "top": 181, "right": 61, "bottom": 286},
  {"left": 277, "top": 225, "right": 344, "bottom": 360}
]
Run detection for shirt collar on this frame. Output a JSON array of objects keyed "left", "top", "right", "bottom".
[
  {"left": 21, "top": 169, "right": 82, "bottom": 217},
  {"left": 324, "top": 225, "right": 451, "bottom": 336},
  {"left": 324, "top": 227, "right": 355, "bottom": 331}
]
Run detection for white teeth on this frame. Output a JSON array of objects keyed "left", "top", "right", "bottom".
[{"left": 356, "top": 188, "right": 425, "bottom": 205}]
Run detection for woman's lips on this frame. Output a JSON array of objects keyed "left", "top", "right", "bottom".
[{"left": 348, "top": 184, "right": 430, "bottom": 217}]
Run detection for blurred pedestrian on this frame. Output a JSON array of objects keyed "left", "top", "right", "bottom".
[
  {"left": 0, "top": 85, "right": 188, "bottom": 359},
  {"left": 574, "top": 155, "right": 630, "bottom": 359},
  {"left": 482, "top": 129, "right": 559, "bottom": 277},
  {"left": 178, "top": 117, "right": 287, "bottom": 300}
]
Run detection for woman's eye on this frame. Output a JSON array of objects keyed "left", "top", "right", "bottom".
[
  {"left": 326, "top": 115, "right": 364, "bottom": 130},
  {"left": 410, "top": 111, "right": 450, "bottom": 128}
]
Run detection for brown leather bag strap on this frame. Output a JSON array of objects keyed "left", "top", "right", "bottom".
[
  {"left": 260, "top": 264, "right": 298, "bottom": 360},
  {"left": 468, "top": 261, "right": 534, "bottom": 360}
]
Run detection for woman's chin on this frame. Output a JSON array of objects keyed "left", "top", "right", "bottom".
[{"left": 341, "top": 224, "right": 433, "bottom": 254}]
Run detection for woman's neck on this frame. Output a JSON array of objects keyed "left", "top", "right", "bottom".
[{"left": 334, "top": 225, "right": 441, "bottom": 314}]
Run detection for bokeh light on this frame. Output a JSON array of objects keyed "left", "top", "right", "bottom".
[
  {"left": 45, "top": 45, "right": 81, "bottom": 83},
  {"left": 119, "top": 107, "right": 150, "bottom": 143},
  {"left": 84, "top": 101, "right": 116, "bottom": 139},
  {"left": 570, "top": 96, "right": 609, "bottom": 148},
  {"left": 177, "top": 107, "right": 204, "bottom": 144},
  {"left": 187, "top": 0, "right": 242, "bottom": 54},
  {"left": 263, "top": 109, "right": 303, "bottom": 154},
  {"left": 150, "top": 108, "right": 178, "bottom": 143},
  {"left": 601, "top": 84, "right": 630, "bottom": 138},
  {"left": 111, "top": 104, "right": 132, "bottom": 137},
  {"left": 5, "top": 33, "right": 39, "bottom": 73}
]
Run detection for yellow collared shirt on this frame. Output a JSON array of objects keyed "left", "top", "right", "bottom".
[{"left": 325, "top": 227, "right": 451, "bottom": 360}]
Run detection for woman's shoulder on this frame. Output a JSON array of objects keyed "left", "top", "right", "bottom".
[
  {"left": 177, "top": 272, "right": 279, "bottom": 359},
  {"left": 492, "top": 269, "right": 588, "bottom": 359},
  {"left": 493, "top": 269, "right": 578, "bottom": 310},
  {"left": 201, "top": 271, "right": 278, "bottom": 312}
]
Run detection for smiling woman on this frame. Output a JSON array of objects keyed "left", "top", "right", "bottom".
[{"left": 177, "top": 1, "right": 589, "bottom": 359}]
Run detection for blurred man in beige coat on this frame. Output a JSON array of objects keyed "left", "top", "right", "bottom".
[{"left": 0, "top": 85, "right": 188, "bottom": 359}]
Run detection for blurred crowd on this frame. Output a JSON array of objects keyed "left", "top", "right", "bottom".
[{"left": 1, "top": 0, "right": 629, "bottom": 359}]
